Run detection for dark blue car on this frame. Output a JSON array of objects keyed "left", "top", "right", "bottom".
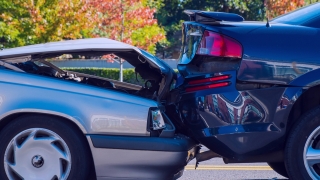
[{"left": 167, "top": 2, "right": 320, "bottom": 179}]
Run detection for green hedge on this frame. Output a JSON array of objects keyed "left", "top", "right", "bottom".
[{"left": 63, "top": 68, "right": 144, "bottom": 85}]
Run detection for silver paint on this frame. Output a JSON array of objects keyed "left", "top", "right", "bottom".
[
  {"left": 0, "top": 109, "right": 87, "bottom": 133},
  {"left": 0, "top": 38, "right": 164, "bottom": 136},
  {"left": 91, "top": 115, "right": 148, "bottom": 136},
  {"left": 0, "top": 38, "right": 168, "bottom": 74},
  {"left": 0, "top": 38, "right": 183, "bottom": 179},
  {"left": 0, "top": 69, "right": 156, "bottom": 136},
  {"left": 86, "top": 136, "right": 192, "bottom": 180}
]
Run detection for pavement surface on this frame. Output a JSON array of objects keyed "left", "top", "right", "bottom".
[{"left": 179, "top": 147, "right": 288, "bottom": 180}]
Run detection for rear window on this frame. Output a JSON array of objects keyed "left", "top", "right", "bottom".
[{"left": 271, "top": 3, "right": 320, "bottom": 25}]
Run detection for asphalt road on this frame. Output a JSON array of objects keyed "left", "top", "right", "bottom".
[{"left": 179, "top": 148, "right": 288, "bottom": 180}]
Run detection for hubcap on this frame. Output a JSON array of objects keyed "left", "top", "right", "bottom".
[
  {"left": 4, "top": 128, "right": 71, "bottom": 180},
  {"left": 304, "top": 126, "right": 320, "bottom": 179},
  {"left": 32, "top": 155, "right": 44, "bottom": 168}
]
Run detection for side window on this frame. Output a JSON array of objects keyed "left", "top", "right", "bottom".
[{"left": 304, "top": 16, "right": 320, "bottom": 28}]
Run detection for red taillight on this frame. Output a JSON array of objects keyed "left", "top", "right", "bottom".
[
  {"left": 186, "top": 82, "right": 230, "bottom": 93},
  {"left": 197, "top": 30, "right": 242, "bottom": 58},
  {"left": 188, "top": 75, "right": 230, "bottom": 85}
]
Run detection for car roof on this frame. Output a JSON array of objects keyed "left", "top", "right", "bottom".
[
  {"left": 271, "top": 2, "right": 320, "bottom": 26},
  {"left": 0, "top": 38, "right": 140, "bottom": 59},
  {"left": 0, "top": 38, "right": 172, "bottom": 74}
]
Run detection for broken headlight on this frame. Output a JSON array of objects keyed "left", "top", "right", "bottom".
[{"left": 151, "top": 109, "right": 166, "bottom": 130}]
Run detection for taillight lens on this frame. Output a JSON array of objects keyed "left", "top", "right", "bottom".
[
  {"left": 186, "top": 82, "right": 230, "bottom": 93},
  {"left": 188, "top": 75, "right": 230, "bottom": 85},
  {"left": 197, "top": 30, "right": 242, "bottom": 58},
  {"left": 185, "top": 75, "right": 231, "bottom": 93},
  {"left": 151, "top": 109, "right": 166, "bottom": 130}
]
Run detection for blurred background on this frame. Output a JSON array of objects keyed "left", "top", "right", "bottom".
[
  {"left": 1, "top": 0, "right": 319, "bottom": 83},
  {"left": 1, "top": 0, "right": 319, "bottom": 57}
]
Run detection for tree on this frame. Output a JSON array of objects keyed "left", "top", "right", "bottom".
[
  {"left": 90, "top": 0, "right": 166, "bottom": 54},
  {"left": 0, "top": 0, "right": 94, "bottom": 48},
  {"left": 266, "top": 0, "right": 305, "bottom": 18},
  {"left": 305, "top": 0, "right": 320, "bottom": 5},
  {"left": 0, "top": 1, "right": 31, "bottom": 47},
  {"left": 155, "top": 0, "right": 184, "bottom": 58},
  {"left": 156, "top": 0, "right": 265, "bottom": 58},
  {"left": 29, "top": 0, "right": 95, "bottom": 43}
]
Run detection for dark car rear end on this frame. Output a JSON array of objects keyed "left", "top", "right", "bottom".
[{"left": 168, "top": 7, "right": 320, "bottom": 163}]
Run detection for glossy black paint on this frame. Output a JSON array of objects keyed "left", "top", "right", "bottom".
[
  {"left": 177, "top": 84, "right": 287, "bottom": 158},
  {"left": 90, "top": 134, "right": 196, "bottom": 152},
  {"left": 172, "top": 3, "right": 320, "bottom": 162},
  {"left": 184, "top": 10, "right": 244, "bottom": 22},
  {"left": 179, "top": 22, "right": 320, "bottom": 84},
  {"left": 303, "top": 16, "right": 320, "bottom": 28}
]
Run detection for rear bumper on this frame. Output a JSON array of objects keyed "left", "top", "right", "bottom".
[
  {"left": 87, "top": 134, "right": 198, "bottom": 180},
  {"left": 176, "top": 86, "right": 288, "bottom": 161}
]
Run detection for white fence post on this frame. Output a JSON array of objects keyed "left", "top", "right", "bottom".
[{"left": 119, "top": 58, "right": 123, "bottom": 82}]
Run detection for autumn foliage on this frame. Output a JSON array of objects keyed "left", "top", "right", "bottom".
[
  {"left": 0, "top": 0, "right": 94, "bottom": 46},
  {"left": 0, "top": 0, "right": 165, "bottom": 54},
  {"left": 0, "top": 0, "right": 315, "bottom": 54},
  {"left": 90, "top": 0, "right": 166, "bottom": 53},
  {"left": 266, "top": 0, "right": 305, "bottom": 18}
]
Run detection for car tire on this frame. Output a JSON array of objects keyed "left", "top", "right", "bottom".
[
  {"left": 267, "top": 162, "right": 288, "bottom": 178},
  {"left": 0, "top": 115, "right": 92, "bottom": 180},
  {"left": 285, "top": 106, "right": 320, "bottom": 180}
]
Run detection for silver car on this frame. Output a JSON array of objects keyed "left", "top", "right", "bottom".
[{"left": 0, "top": 38, "right": 199, "bottom": 180}]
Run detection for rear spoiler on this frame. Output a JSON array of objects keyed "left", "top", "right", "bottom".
[{"left": 183, "top": 10, "right": 244, "bottom": 22}]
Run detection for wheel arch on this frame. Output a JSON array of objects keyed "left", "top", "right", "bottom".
[
  {"left": 0, "top": 109, "right": 87, "bottom": 133},
  {"left": 0, "top": 110, "right": 97, "bottom": 179},
  {"left": 285, "top": 68, "right": 320, "bottom": 133},
  {"left": 286, "top": 85, "right": 320, "bottom": 134}
]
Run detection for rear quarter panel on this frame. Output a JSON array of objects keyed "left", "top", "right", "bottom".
[
  {"left": 180, "top": 22, "right": 320, "bottom": 85},
  {"left": 0, "top": 69, "right": 157, "bottom": 136},
  {"left": 176, "top": 21, "right": 320, "bottom": 159},
  {"left": 235, "top": 24, "right": 320, "bottom": 84}
]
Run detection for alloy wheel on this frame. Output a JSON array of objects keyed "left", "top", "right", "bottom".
[{"left": 304, "top": 126, "right": 320, "bottom": 179}]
